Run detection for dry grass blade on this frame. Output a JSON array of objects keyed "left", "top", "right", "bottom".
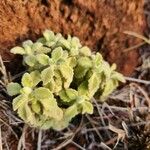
[
  {"left": 108, "top": 124, "right": 126, "bottom": 148},
  {"left": 125, "top": 77, "right": 150, "bottom": 85},
  {"left": 0, "top": 126, "right": 3, "bottom": 150},
  {"left": 124, "top": 31, "right": 150, "bottom": 44},
  {"left": 37, "top": 129, "right": 42, "bottom": 150}
]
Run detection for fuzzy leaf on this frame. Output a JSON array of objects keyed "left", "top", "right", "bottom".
[
  {"left": 79, "top": 46, "right": 91, "bottom": 56},
  {"left": 59, "top": 64, "right": 73, "bottom": 88},
  {"left": 41, "top": 66, "right": 54, "bottom": 85},
  {"left": 10, "top": 46, "right": 25, "bottom": 55},
  {"left": 41, "top": 98, "right": 63, "bottom": 120},
  {"left": 51, "top": 47, "right": 63, "bottom": 62},
  {"left": 81, "top": 101, "right": 93, "bottom": 114},
  {"left": 101, "top": 79, "right": 116, "bottom": 98},
  {"left": 43, "top": 30, "right": 55, "bottom": 41},
  {"left": 13, "top": 95, "right": 27, "bottom": 111},
  {"left": 31, "top": 100, "right": 41, "bottom": 114},
  {"left": 67, "top": 57, "right": 77, "bottom": 68},
  {"left": 32, "top": 42, "right": 43, "bottom": 52},
  {"left": 78, "top": 57, "right": 92, "bottom": 68},
  {"left": 78, "top": 81, "right": 89, "bottom": 97},
  {"left": 24, "top": 55, "right": 37, "bottom": 67},
  {"left": 22, "top": 40, "right": 33, "bottom": 54},
  {"left": 36, "top": 54, "right": 50, "bottom": 65},
  {"left": 30, "top": 71, "right": 41, "bottom": 87},
  {"left": 74, "top": 65, "right": 88, "bottom": 78},
  {"left": 17, "top": 105, "right": 27, "bottom": 120},
  {"left": 7, "top": 82, "right": 21, "bottom": 96},
  {"left": 65, "top": 104, "right": 78, "bottom": 120},
  {"left": 33, "top": 87, "right": 53, "bottom": 99},
  {"left": 66, "top": 88, "right": 78, "bottom": 100},
  {"left": 111, "top": 72, "right": 126, "bottom": 83},
  {"left": 88, "top": 73, "right": 100, "bottom": 97},
  {"left": 59, "top": 90, "right": 71, "bottom": 102},
  {"left": 22, "top": 73, "right": 33, "bottom": 87}
]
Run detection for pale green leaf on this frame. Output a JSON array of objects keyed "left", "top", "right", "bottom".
[
  {"left": 67, "top": 57, "right": 77, "bottom": 68},
  {"left": 21, "top": 73, "right": 33, "bottom": 87},
  {"left": 32, "top": 42, "right": 43, "bottom": 52},
  {"left": 65, "top": 104, "right": 78, "bottom": 120},
  {"left": 41, "top": 66, "right": 54, "bottom": 85},
  {"left": 31, "top": 100, "right": 41, "bottom": 114},
  {"left": 7, "top": 82, "right": 21, "bottom": 96},
  {"left": 43, "top": 30, "right": 55, "bottom": 41},
  {"left": 22, "top": 40, "right": 33, "bottom": 54},
  {"left": 10, "top": 46, "right": 25, "bottom": 55},
  {"left": 51, "top": 47, "right": 63, "bottom": 62},
  {"left": 41, "top": 98, "right": 63, "bottom": 120},
  {"left": 59, "top": 90, "right": 70, "bottom": 102},
  {"left": 17, "top": 105, "right": 27, "bottom": 120},
  {"left": 33, "top": 87, "right": 53, "bottom": 99},
  {"left": 88, "top": 73, "right": 100, "bottom": 97},
  {"left": 66, "top": 88, "right": 78, "bottom": 100},
  {"left": 101, "top": 79, "right": 116, "bottom": 98},
  {"left": 78, "top": 81, "right": 89, "bottom": 97},
  {"left": 81, "top": 101, "right": 93, "bottom": 114},
  {"left": 30, "top": 71, "right": 41, "bottom": 87},
  {"left": 78, "top": 56, "right": 92, "bottom": 68},
  {"left": 13, "top": 95, "right": 27, "bottom": 111},
  {"left": 36, "top": 54, "right": 50, "bottom": 65},
  {"left": 79, "top": 46, "right": 91, "bottom": 56},
  {"left": 74, "top": 65, "right": 88, "bottom": 78},
  {"left": 111, "top": 72, "right": 126, "bottom": 83},
  {"left": 24, "top": 55, "right": 37, "bottom": 67}
]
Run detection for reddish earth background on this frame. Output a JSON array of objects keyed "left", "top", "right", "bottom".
[{"left": 0, "top": 0, "right": 145, "bottom": 75}]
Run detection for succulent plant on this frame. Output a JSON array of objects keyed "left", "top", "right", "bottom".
[{"left": 7, "top": 30, "right": 125, "bottom": 130}]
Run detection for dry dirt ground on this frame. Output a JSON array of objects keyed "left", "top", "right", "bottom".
[{"left": 0, "top": 0, "right": 150, "bottom": 150}]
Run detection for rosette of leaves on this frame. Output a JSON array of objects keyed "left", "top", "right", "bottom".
[{"left": 7, "top": 30, "right": 125, "bottom": 130}]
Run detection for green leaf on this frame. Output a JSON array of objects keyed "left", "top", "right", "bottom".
[
  {"left": 21, "top": 73, "right": 33, "bottom": 87},
  {"left": 31, "top": 100, "right": 41, "bottom": 114},
  {"left": 67, "top": 57, "right": 77, "bottom": 68},
  {"left": 13, "top": 95, "right": 27, "bottom": 111},
  {"left": 33, "top": 87, "right": 53, "bottom": 99},
  {"left": 30, "top": 71, "right": 41, "bottom": 87},
  {"left": 41, "top": 66, "right": 54, "bottom": 85},
  {"left": 59, "top": 90, "right": 71, "bottom": 102},
  {"left": 70, "top": 48, "right": 79, "bottom": 56},
  {"left": 43, "top": 30, "right": 55, "bottom": 41},
  {"left": 32, "top": 42, "right": 43, "bottom": 52},
  {"left": 65, "top": 104, "right": 78, "bottom": 120},
  {"left": 74, "top": 65, "right": 88, "bottom": 78},
  {"left": 66, "top": 88, "right": 78, "bottom": 100},
  {"left": 17, "top": 105, "right": 27, "bottom": 120},
  {"left": 78, "top": 56, "right": 92, "bottom": 68},
  {"left": 25, "top": 104, "right": 35, "bottom": 123},
  {"left": 20, "top": 87, "right": 32, "bottom": 95},
  {"left": 78, "top": 81, "right": 89, "bottom": 97},
  {"left": 22, "top": 40, "right": 33, "bottom": 54},
  {"left": 41, "top": 98, "right": 63, "bottom": 120},
  {"left": 24, "top": 55, "right": 37, "bottom": 67},
  {"left": 101, "top": 79, "right": 116, "bottom": 98},
  {"left": 59, "top": 64, "right": 73, "bottom": 88},
  {"left": 58, "top": 38, "right": 70, "bottom": 49},
  {"left": 51, "top": 47, "right": 63, "bottom": 62},
  {"left": 88, "top": 73, "right": 100, "bottom": 97},
  {"left": 81, "top": 101, "right": 93, "bottom": 114},
  {"left": 7, "top": 82, "right": 21, "bottom": 96},
  {"left": 36, "top": 54, "right": 50, "bottom": 65},
  {"left": 111, "top": 72, "right": 126, "bottom": 83},
  {"left": 92, "top": 53, "right": 103, "bottom": 67},
  {"left": 10, "top": 46, "right": 25, "bottom": 55},
  {"left": 79, "top": 46, "right": 91, "bottom": 56}
]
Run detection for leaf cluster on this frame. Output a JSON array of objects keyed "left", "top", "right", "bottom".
[{"left": 7, "top": 30, "right": 125, "bottom": 130}]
